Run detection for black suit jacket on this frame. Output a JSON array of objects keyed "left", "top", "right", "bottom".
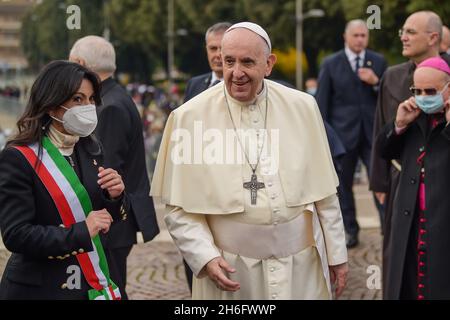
[
  {"left": 0, "top": 137, "right": 126, "bottom": 299},
  {"left": 96, "top": 78, "right": 159, "bottom": 247},
  {"left": 316, "top": 49, "right": 387, "bottom": 150},
  {"left": 184, "top": 72, "right": 212, "bottom": 102}
]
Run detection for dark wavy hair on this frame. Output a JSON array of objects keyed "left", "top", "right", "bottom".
[{"left": 7, "top": 60, "right": 101, "bottom": 148}]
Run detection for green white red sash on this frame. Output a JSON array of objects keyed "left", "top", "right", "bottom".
[{"left": 14, "top": 136, "right": 121, "bottom": 300}]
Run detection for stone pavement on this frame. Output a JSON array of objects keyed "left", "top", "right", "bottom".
[
  {"left": 127, "top": 227, "right": 382, "bottom": 300},
  {"left": 0, "top": 181, "right": 382, "bottom": 300}
]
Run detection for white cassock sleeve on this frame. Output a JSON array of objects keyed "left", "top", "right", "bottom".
[
  {"left": 314, "top": 194, "right": 348, "bottom": 266},
  {"left": 164, "top": 206, "right": 221, "bottom": 277}
]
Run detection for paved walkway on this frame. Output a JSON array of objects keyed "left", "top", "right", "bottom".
[{"left": 0, "top": 180, "right": 382, "bottom": 300}]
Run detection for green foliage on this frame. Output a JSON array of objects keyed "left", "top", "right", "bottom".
[
  {"left": 21, "top": 0, "right": 450, "bottom": 82},
  {"left": 21, "top": 0, "right": 104, "bottom": 70}
]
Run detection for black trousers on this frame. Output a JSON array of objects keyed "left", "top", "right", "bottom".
[
  {"left": 337, "top": 139, "right": 385, "bottom": 236},
  {"left": 106, "top": 246, "right": 133, "bottom": 300}
]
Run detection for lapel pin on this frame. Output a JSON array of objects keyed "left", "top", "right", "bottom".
[{"left": 93, "top": 159, "right": 97, "bottom": 166}]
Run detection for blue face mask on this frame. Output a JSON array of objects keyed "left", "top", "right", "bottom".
[
  {"left": 306, "top": 88, "right": 317, "bottom": 96},
  {"left": 415, "top": 83, "right": 449, "bottom": 114}
]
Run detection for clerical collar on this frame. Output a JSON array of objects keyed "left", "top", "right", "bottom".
[
  {"left": 47, "top": 124, "right": 79, "bottom": 156},
  {"left": 224, "top": 80, "right": 267, "bottom": 107}
]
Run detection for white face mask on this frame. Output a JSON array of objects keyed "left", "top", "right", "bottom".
[{"left": 51, "top": 104, "right": 98, "bottom": 137}]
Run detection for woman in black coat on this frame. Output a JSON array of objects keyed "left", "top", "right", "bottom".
[{"left": 0, "top": 61, "right": 128, "bottom": 300}]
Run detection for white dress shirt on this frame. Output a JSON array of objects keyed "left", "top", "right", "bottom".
[
  {"left": 209, "top": 72, "right": 223, "bottom": 87},
  {"left": 344, "top": 46, "right": 366, "bottom": 72}
]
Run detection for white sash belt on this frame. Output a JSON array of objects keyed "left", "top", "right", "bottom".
[{"left": 207, "top": 212, "right": 315, "bottom": 259}]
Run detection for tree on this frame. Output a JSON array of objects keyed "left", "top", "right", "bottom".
[
  {"left": 21, "top": 0, "right": 450, "bottom": 82},
  {"left": 21, "top": 0, "right": 104, "bottom": 71}
]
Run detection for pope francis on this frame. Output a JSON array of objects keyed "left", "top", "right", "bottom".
[{"left": 151, "top": 22, "right": 348, "bottom": 300}]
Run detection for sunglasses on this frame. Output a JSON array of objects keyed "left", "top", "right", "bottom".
[{"left": 410, "top": 83, "right": 449, "bottom": 96}]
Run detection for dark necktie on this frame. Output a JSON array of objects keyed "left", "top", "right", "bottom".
[
  {"left": 355, "top": 56, "right": 361, "bottom": 74},
  {"left": 210, "top": 79, "right": 220, "bottom": 88}
]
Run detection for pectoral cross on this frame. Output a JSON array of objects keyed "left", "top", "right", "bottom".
[{"left": 243, "top": 173, "right": 265, "bottom": 205}]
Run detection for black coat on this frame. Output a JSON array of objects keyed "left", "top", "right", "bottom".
[
  {"left": 369, "top": 61, "right": 415, "bottom": 300},
  {"left": 184, "top": 72, "right": 212, "bottom": 103},
  {"left": 369, "top": 55, "right": 450, "bottom": 299},
  {"left": 316, "top": 49, "right": 387, "bottom": 151},
  {"left": 96, "top": 78, "right": 159, "bottom": 247},
  {"left": 0, "top": 137, "right": 127, "bottom": 299},
  {"left": 376, "top": 116, "right": 450, "bottom": 299}
]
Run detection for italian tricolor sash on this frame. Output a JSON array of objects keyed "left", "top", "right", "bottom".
[{"left": 14, "top": 136, "right": 121, "bottom": 300}]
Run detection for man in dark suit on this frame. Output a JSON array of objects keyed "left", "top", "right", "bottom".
[
  {"left": 184, "top": 22, "right": 232, "bottom": 102},
  {"left": 316, "top": 19, "right": 387, "bottom": 248},
  {"left": 69, "top": 36, "right": 159, "bottom": 299}
]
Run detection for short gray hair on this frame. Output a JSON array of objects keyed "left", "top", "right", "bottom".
[
  {"left": 70, "top": 35, "right": 116, "bottom": 74},
  {"left": 345, "top": 19, "right": 368, "bottom": 34},
  {"left": 205, "top": 22, "right": 232, "bottom": 42},
  {"left": 408, "top": 11, "right": 443, "bottom": 44},
  {"left": 424, "top": 11, "right": 443, "bottom": 41}
]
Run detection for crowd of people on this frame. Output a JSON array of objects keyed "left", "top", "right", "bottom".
[
  {"left": 124, "top": 82, "right": 181, "bottom": 181},
  {"left": 0, "top": 86, "right": 21, "bottom": 100},
  {"left": 0, "top": 9, "right": 450, "bottom": 301}
]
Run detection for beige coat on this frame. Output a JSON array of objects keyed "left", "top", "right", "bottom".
[{"left": 151, "top": 80, "right": 347, "bottom": 299}]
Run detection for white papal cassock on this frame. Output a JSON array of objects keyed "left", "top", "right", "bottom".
[{"left": 151, "top": 80, "right": 348, "bottom": 300}]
